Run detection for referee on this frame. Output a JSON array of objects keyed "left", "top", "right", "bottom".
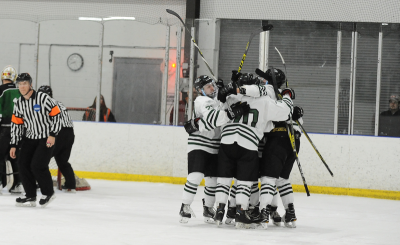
[{"left": 10, "top": 73, "right": 62, "bottom": 208}]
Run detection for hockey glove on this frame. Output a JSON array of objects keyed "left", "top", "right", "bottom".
[
  {"left": 226, "top": 102, "right": 250, "bottom": 120},
  {"left": 217, "top": 82, "right": 237, "bottom": 103},
  {"left": 281, "top": 88, "right": 295, "bottom": 99},
  {"left": 231, "top": 70, "right": 242, "bottom": 83},
  {"left": 216, "top": 78, "right": 225, "bottom": 89},
  {"left": 184, "top": 118, "right": 200, "bottom": 134},
  {"left": 292, "top": 106, "right": 304, "bottom": 121}
]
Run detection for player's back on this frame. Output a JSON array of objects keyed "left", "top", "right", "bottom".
[{"left": 221, "top": 94, "right": 292, "bottom": 151}]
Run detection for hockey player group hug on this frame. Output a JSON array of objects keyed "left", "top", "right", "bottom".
[
  {"left": 179, "top": 68, "right": 304, "bottom": 229},
  {"left": 0, "top": 66, "right": 77, "bottom": 208}
]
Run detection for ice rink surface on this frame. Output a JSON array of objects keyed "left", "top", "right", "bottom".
[{"left": 1, "top": 179, "right": 399, "bottom": 245}]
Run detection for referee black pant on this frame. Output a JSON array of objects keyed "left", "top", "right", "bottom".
[
  {"left": 53, "top": 127, "right": 76, "bottom": 189},
  {"left": 18, "top": 137, "right": 54, "bottom": 198},
  {"left": 0, "top": 127, "right": 20, "bottom": 188}
]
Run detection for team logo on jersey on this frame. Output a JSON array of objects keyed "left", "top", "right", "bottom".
[{"left": 33, "top": 104, "right": 41, "bottom": 112}]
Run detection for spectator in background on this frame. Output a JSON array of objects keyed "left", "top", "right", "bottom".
[
  {"left": 83, "top": 95, "right": 116, "bottom": 122},
  {"left": 170, "top": 89, "right": 198, "bottom": 125},
  {"left": 379, "top": 94, "right": 400, "bottom": 137},
  {"left": 380, "top": 94, "right": 400, "bottom": 116}
]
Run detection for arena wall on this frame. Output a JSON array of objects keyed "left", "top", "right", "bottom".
[{"left": 70, "top": 122, "right": 400, "bottom": 200}]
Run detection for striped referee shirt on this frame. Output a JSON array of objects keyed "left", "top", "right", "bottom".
[
  {"left": 55, "top": 100, "right": 73, "bottom": 128},
  {"left": 10, "top": 91, "right": 62, "bottom": 147}
]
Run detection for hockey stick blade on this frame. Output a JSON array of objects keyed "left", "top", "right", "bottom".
[
  {"left": 262, "top": 24, "right": 273, "bottom": 31},
  {"left": 166, "top": 9, "right": 217, "bottom": 81},
  {"left": 255, "top": 68, "right": 267, "bottom": 79},
  {"left": 166, "top": 9, "right": 185, "bottom": 26},
  {"left": 237, "top": 26, "right": 272, "bottom": 73}
]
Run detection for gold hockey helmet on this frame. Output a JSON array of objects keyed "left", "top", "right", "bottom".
[{"left": 1, "top": 65, "right": 17, "bottom": 82}]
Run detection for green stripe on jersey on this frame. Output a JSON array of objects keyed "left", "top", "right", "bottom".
[
  {"left": 200, "top": 118, "right": 210, "bottom": 131},
  {"left": 222, "top": 127, "right": 258, "bottom": 143},
  {"left": 223, "top": 124, "right": 260, "bottom": 141},
  {"left": 188, "top": 142, "right": 220, "bottom": 149},
  {"left": 189, "top": 138, "right": 220, "bottom": 146},
  {"left": 188, "top": 134, "right": 220, "bottom": 141},
  {"left": 213, "top": 110, "right": 220, "bottom": 127}
]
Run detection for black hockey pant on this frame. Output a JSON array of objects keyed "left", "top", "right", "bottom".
[
  {"left": 0, "top": 127, "right": 20, "bottom": 188},
  {"left": 53, "top": 127, "right": 76, "bottom": 189},
  {"left": 18, "top": 138, "right": 55, "bottom": 198}
]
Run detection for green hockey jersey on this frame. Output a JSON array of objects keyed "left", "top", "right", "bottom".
[{"left": 0, "top": 83, "right": 20, "bottom": 126}]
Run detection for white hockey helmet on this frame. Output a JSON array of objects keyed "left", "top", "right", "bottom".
[{"left": 1, "top": 65, "right": 17, "bottom": 83}]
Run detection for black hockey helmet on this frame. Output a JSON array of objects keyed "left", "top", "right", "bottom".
[
  {"left": 265, "top": 68, "right": 286, "bottom": 88},
  {"left": 194, "top": 75, "right": 217, "bottom": 99},
  {"left": 38, "top": 85, "right": 53, "bottom": 98},
  {"left": 237, "top": 73, "right": 257, "bottom": 86},
  {"left": 16, "top": 73, "right": 32, "bottom": 85}
]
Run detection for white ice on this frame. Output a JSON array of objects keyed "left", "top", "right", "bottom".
[{"left": 1, "top": 180, "right": 399, "bottom": 245}]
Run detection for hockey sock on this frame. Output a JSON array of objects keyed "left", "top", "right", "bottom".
[
  {"left": 216, "top": 177, "right": 232, "bottom": 206},
  {"left": 249, "top": 181, "right": 260, "bottom": 207},
  {"left": 182, "top": 172, "right": 204, "bottom": 205},
  {"left": 259, "top": 176, "right": 277, "bottom": 210},
  {"left": 270, "top": 187, "right": 279, "bottom": 207},
  {"left": 236, "top": 180, "right": 253, "bottom": 210},
  {"left": 276, "top": 177, "right": 294, "bottom": 209},
  {"left": 228, "top": 178, "right": 237, "bottom": 207},
  {"left": 204, "top": 177, "right": 217, "bottom": 207}
]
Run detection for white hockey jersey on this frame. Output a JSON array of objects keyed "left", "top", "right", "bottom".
[
  {"left": 241, "top": 84, "right": 303, "bottom": 133},
  {"left": 220, "top": 94, "right": 293, "bottom": 151},
  {"left": 187, "top": 96, "right": 230, "bottom": 154}
]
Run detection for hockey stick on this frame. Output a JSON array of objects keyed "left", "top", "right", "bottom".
[
  {"left": 238, "top": 24, "right": 273, "bottom": 73},
  {"left": 275, "top": 47, "right": 333, "bottom": 177},
  {"left": 256, "top": 67, "right": 310, "bottom": 196},
  {"left": 296, "top": 120, "right": 334, "bottom": 177},
  {"left": 166, "top": 9, "right": 217, "bottom": 81},
  {"left": 274, "top": 47, "right": 288, "bottom": 87}
]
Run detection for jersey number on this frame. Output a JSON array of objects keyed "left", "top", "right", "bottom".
[{"left": 233, "top": 108, "right": 259, "bottom": 127}]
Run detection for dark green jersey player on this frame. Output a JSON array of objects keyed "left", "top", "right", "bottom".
[{"left": 0, "top": 65, "right": 22, "bottom": 194}]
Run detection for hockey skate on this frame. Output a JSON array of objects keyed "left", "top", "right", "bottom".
[
  {"left": 202, "top": 199, "right": 216, "bottom": 224},
  {"left": 179, "top": 203, "right": 196, "bottom": 223},
  {"left": 248, "top": 202, "right": 260, "bottom": 219},
  {"left": 269, "top": 205, "right": 282, "bottom": 226},
  {"left": 9, "top": 183, "right": 24, "bottom": 194},
  {"left": 16, "top": 195, "right": 36, "bottom": 207},
  {"left": 282, "top": 203, "right": 297, "bottom": 228},
  {"left": 213, "top": 203, "right": 226, "bottom": 226},
  {"left": 39, "top": 193, "right": 56, "bottom": 208},
  {"left": 235, "top": 205, "right": 255, "bottom": 229},
  {"left": 254, "top": 207, "right": 270, "bottom": 229},
  {"left": 62, "top": 185, "right": 76, "bottom": 193},
  {"left": 0, "top": 184, "right": 2, "bottom": 195},
  {"left": 225, "top": 203, "right": 236, "bottom": 225}
]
